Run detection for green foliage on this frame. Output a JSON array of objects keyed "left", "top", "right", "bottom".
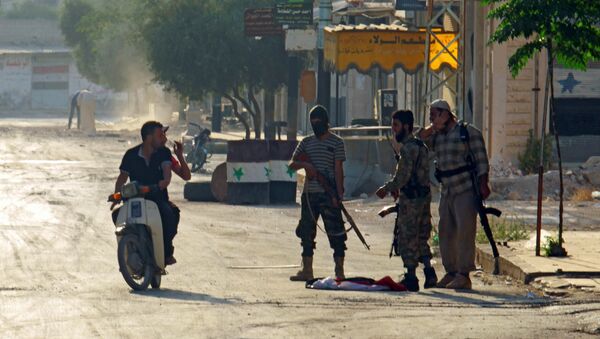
[
  {"left": 3, "top": 0, "right": 58, "bottom": 20},
  {"left": 59, "top": 0, "right": 93, "bottom": 46},
  {"left": 59, "top": 0, "right": 99, "bottom": 83},
  {"left": 141, "top": 0, "right": 223, "bottom": 99},
  {"left": 59, "top": 0, "right": 152, "bottom": 91},
  {"left": 476, "top": 215, "right": 529, "bottom": 244},
  {"left": 517, "top": 129, "right": 553, "bottom": 174},
  {"left": 431, "top": 226, "right": 439, "bottom": 247},
  {"left": 483, "top": 0, "right": 600, "bottom": 77},
  {"left": 141, "top": 0, "right": 299, "bottom": 138},
  {"left": 542, "top": 235, "right": 566, "bottom": 257}
]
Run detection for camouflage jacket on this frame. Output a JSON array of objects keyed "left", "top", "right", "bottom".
[{"left": 383, "top": 133, "right": 429, "bottom": 195}]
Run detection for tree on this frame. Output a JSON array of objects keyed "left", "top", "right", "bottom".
[
  {"left": 141, "top": 0, "right": 296, "bottom": 139},
  {"left": 59, "top": 0, "right": 100, "bottom": 84},
  {"left": 60, "top": 0, "right": 153, "bottom": 109},
  {"left": 484, "top": 0, "right": 600, "bottom": 255}
]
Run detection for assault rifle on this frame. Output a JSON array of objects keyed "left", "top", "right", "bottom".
[
  {"left": 469, "top": 162, "right": 502, "bottom": 275},
  {"left": 460, "top": 123, "right": 501, "bottom": 275},
  {"left": 378, "top": 203, "right": 401, "bottom": 258},
  {"left": 296, "top": 153, "right": 370, "bottom": 250}
]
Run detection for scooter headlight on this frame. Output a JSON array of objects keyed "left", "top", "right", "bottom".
[{"left": 121, "top": 183, "right": 139, "bottom": 199}]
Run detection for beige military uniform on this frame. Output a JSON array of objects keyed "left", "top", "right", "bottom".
[{"left": 425, "top": 122, "right": 489, "bottom": 274}]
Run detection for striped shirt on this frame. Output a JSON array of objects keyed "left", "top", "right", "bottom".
[
  {"left": 424, "top": 122, "right": 489, "bottom": 196},
  {"left": 293, "top": 133, "right": 346, "bottom": 193}
]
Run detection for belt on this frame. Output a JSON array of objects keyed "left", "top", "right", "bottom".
[{"left": 435, "top": 164, "right": 474, "bottom": 179}]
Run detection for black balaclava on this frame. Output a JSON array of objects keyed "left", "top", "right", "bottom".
[{"left": 309, "top": 105, "right": 329, "bottom": 137}]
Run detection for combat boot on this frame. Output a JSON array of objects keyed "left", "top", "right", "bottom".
[
  {"left": 334, "top": 257, "right": 345, "bottom": 280},
  {"left": 290, "top": 256, "right": 314, "bottom": 281},
  {"left": 436, "top": 272, "right": 456, "bottom": 288},
  {"left": 423, "top": 267, "right": 438, "bottom": 289},
  {"left": 400, "top": 273, "right": 420, "bottom": 292},
  {"left": 446, "top": 273, "right": 472, "bottom": 290}
]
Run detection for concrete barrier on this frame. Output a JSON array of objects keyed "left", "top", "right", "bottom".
[
  {"left": 226, "top": 140, "right": 270, "bottom": 205},
  {"left": 184, "top": 180, "right": 217, "bottom": 202},
  {"left": 268, "top": 140, "right": 298, "bottom": 204},
  {"left": 77, "top": 91, "right": 96, "bottom": 134}
]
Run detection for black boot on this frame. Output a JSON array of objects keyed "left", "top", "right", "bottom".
[
  {"left": 423, "top": 267, "right": 438, "bottom": 289},
  {"left": 400, "top": 273, "right": 420, "bottom": 292}
]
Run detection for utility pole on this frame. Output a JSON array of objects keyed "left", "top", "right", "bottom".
[
  {"left": 316, "top": 0, "right": 332, "bottom": 112},
  {"left": 286, "top": 55, "right": 300, "bottom": 140},
  {"left": 212, "top": 95, "right": 222, "bottom": 133}
]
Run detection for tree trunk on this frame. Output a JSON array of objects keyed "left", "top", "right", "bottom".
[
  {"left": 223, "top": 93, "right": 250, "bottom": 140},
  {"left": 287, "top": 55, "right": 300, "bottom": 141},
  {"left": 233, "top": 88, "right": 258, "bottom": 138},
  {"left": 547, "top": 44, "right": 565, "bottom": 252},
  {"left": 263, "top": 89, "right": 275, "bottom": 140},
  {"left": 249, "top": 88, "right": 262, "bottom": 139},
  {"left": 535, "top": 62, "right": 551, "bottom": 256}
]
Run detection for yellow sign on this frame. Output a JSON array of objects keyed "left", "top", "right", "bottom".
[{"left": 324, "top": 29, "right": 458, "bottom": 74}]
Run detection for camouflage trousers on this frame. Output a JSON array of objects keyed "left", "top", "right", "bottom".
[
  {"left": 393, "top": 195, "right": 433, "bottom": 268},
  {"left": 296, "top": 192, "right": 347, "bottom": 258}
]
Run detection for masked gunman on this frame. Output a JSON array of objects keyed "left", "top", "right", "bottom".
[
  {"left": 288, "top": 105, "right": 347, "bottom": 281},
  {"left": 375, "top": 110, "right": 437, "bottom": 292},
  {"left": 418, "top": 100, "right": 491, "bottom": 290}
]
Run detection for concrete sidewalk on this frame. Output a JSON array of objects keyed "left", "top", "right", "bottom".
[
  {"left": 477, "top": 231, "right": 600, "bottom": 288},
  {"left": 210, "top": 130, "right": 305, "bottom": 141}
]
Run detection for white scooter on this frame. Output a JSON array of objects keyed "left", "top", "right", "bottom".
[{"left": 108, "top": 182, "right": 166, "bottom": 291}]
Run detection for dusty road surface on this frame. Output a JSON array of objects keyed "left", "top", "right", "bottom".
[{"left": 0, "top": 118, "right": 599, "bottom": 338}]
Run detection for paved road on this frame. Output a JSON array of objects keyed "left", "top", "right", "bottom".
[{"left": 0, "top": 119, "right": 598, "bottom": 338}]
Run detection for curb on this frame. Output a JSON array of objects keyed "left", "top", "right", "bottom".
[
  {"left": 475, "top": 246, "right": 530, "bottom": 283},
  {"left": 476, "top": 246, "right": 600, "bottom": 284}
]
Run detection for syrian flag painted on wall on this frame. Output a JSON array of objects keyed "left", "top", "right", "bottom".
[
  {"left": 269, "top": 140, "right": 298, "bottom": 182},
  {"left": 226, "top": 140, "right": 299, "bottom": 183},
  {"left": 226, "top": 140, "right": 270, "bottom": 183}
]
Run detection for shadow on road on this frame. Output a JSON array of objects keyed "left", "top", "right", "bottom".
[
  {"left": 424, "top": 289, "right": 548, "bottom": 307},
  {"left": 133, "top": 288, "right": 240, "bottom": 305}
]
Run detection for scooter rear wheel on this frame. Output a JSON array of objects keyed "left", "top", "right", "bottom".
[{"left": 118, "top": 234, "right": 153, "bottom": 291}]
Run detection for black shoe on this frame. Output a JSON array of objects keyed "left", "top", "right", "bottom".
[
  {"left": 423, "top": 267, "right": 438, "bottom": 289},
  {"left": 165, "top": 256, "right": 177, "bottom": 266},
  {"left": 400, "top": 274, "right": 420, "bottom": 292}
]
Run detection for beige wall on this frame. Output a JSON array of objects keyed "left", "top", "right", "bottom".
[{"left": 481, "top": 6, "right": 547, "bottom": 166}]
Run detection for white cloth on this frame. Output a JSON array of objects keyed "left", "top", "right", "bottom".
[{"left": 309, "top": 277, "right": 391, "bottom": 291}]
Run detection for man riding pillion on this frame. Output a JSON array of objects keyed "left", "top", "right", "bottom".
[
  {"left": 111, "top": 121, "right": 187, "bottom": 266},
  {"left": 375, "top": 110, "right": 437, "bottom": 292},
  {"left": 418, "top": 99, "right": 491, "bottom": 290},
  {"left": 159, "top": 128, "right": 192, "bottom": 181},
  {"left": 289, "top": 105, "right": 347, "bottom": 281}
]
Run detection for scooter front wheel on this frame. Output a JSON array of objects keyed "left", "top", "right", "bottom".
[
  {"left": 117, "top": 234, "right": 153, "bottom": 291},
  {"left": 151, "top": 273, "right": 161, "bottom": 289}
]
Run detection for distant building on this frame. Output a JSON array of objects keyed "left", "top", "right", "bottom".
[
  {"left": 294, "top": 1, "right": 600, "bottom": 165},
  {"left": 0, "top": 18, "right": 115, "bottom": 112},
  {"left": 0, "top": 0, "right": 61, "bottom": 12}
]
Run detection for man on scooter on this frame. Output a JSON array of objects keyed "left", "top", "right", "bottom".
[{"left": 112, "top": 121, "right": 181, "bottom": 265}]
